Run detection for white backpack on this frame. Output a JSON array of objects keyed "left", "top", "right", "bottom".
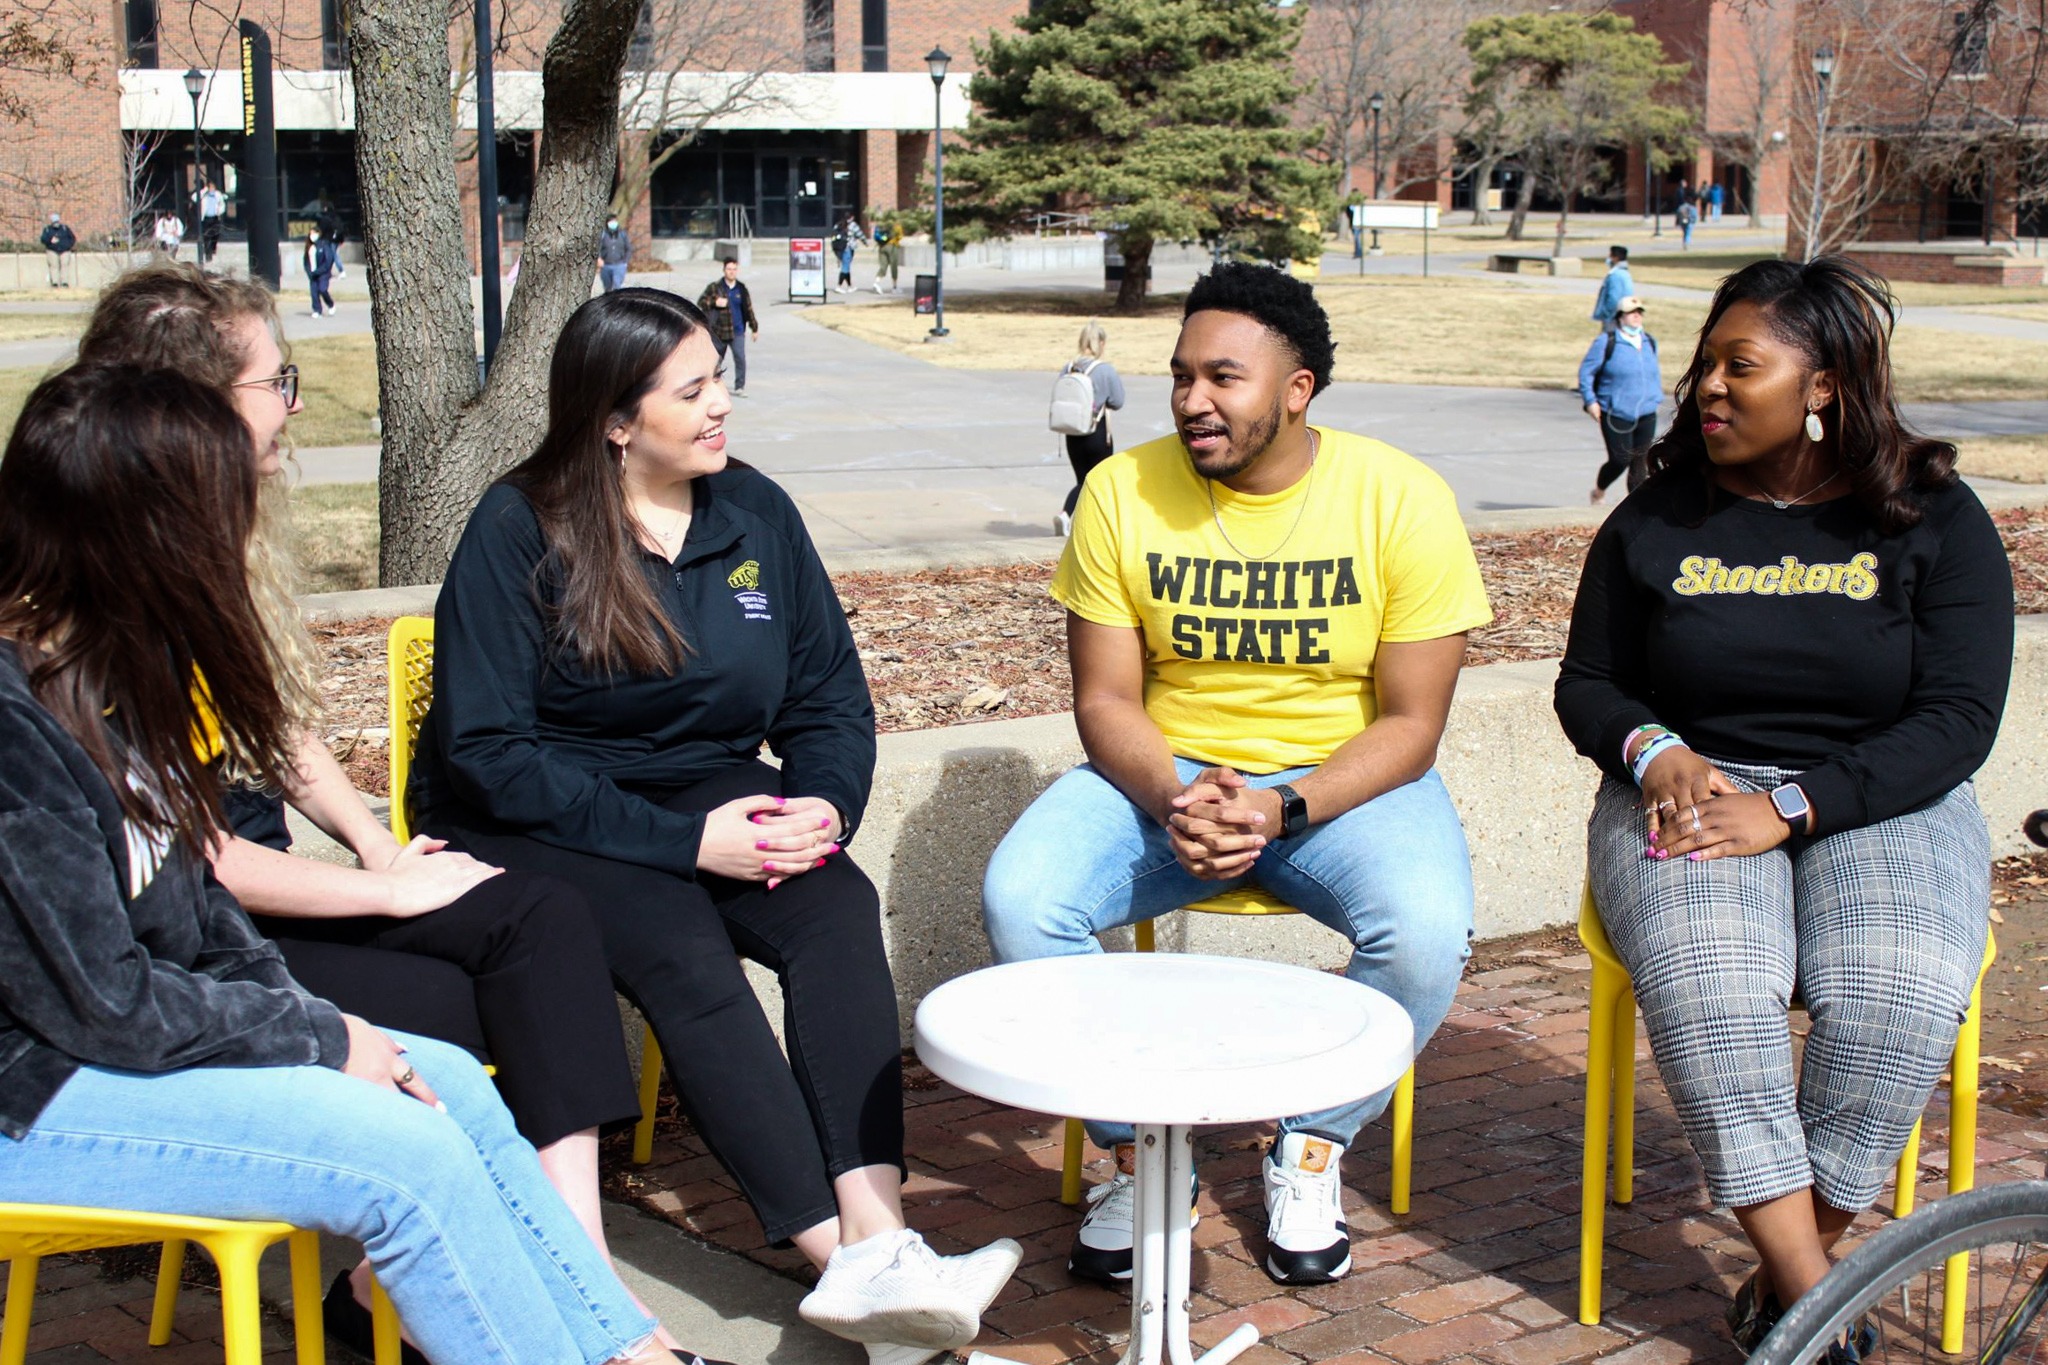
[{"left": 1048, "top": 359, "right": 1100, "bottom": 436}]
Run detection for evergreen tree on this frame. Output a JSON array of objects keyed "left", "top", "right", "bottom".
[{"left": 946, "top": 0, "right": 1332, "bottom": 311}]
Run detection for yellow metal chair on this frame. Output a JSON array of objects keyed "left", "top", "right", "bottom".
[
  {"left": 1576, "top": 880, "right": 1995, "bottom": 1348},
  {"left": 387, "top": 617, "right": 667, "bottom": 1165},
  {"left": 0, "top": 1203, "right": 398, "bottom": 1365},
  {"left": 1057, "top": 885, "right": 1419, "bottom": 1214}
]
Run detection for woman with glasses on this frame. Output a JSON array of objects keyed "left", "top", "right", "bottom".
[{"left": 73, "top": 265, "right": 709, "bottom": 1361}]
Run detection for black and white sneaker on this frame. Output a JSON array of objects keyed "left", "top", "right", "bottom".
[
  {"left": 1068, "top": 1144, "right": 1199, "bottom": 1285},
  {"left": 1262, "top": 1133, "right": 1351, "bottom": 1284}
]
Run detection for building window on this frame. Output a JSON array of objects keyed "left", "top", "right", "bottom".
[
  {"left": 126, "top": 0, "right": 158, "bottom": 67},
  {"left": 804, "top": 0, "right": 834, "bottom": 72},
  {"left": 1953, "top": 6, "right": 1990, "bottom": 77},
  {"left": 321, "top": 0, "right": 348, "bottom": 70},
  {"left": 629, "top": 0, "right": 655, "bottom": 68},
  {"left": 861, "top": 0, "right": 886, "bottom": 71}
]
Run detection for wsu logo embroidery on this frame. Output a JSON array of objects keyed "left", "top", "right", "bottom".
[{"left": 728, "top": 559, "right": 772, "bottom": 620}]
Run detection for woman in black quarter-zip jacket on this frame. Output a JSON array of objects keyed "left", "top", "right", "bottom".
[{"left": 409, "top": 289, "right": 1019, "bottom": 1365}]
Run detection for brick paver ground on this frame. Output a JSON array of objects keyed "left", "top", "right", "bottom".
[{"left": 15, "top": 941, "right": 2048, "bottom": 1364}]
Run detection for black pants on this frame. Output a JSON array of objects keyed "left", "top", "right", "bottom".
[
  {"left": 1062, "top": 420, "right": 1115, "bottom": 516},
  {"left": 428, "top": 761, "right": 903, "bottom": 1245},
  {"left": 1597, "top": 411, "right": 1658, "bottom": 492},
  {"left": 255, "top": 872, "right": 641, "bottom": 1149}
]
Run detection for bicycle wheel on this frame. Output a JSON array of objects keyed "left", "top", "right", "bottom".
[{"left": 1755, "top": 1182, "right": 2048, "bottom": 1365}]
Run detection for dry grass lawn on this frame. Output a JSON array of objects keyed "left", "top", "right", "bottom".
[
  {"left": 1966, "top": 303, "right": 2048, "bottom": 324},
  {"left": 1958, "top": 434, "right": 2048, "bottom": 484},
  {"left": 810, "top": 274, "right": 2048, "bottom": 402},
  {"left": 289, "top": 481, "right": 379, "bottom": 593},
  {"left": 0, "top": 313, "right": 85, "bottom": 342}
]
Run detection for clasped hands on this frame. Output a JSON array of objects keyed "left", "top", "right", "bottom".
[
  {"left": 1639, "top": 747, "right": 1795, "bottom": 862},
  {"left": 699, "top": 794, "right": 843, "bottom": 888},
  {"left": 1164, "top": 766, "right": 1282, "bottom": 880}
]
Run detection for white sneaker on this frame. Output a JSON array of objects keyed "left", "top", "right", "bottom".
[
  {"left": 1067, "top": 1145, "right": 1199, "bottom": 1285},
  {"left": 1263, "top": 1133, "right": 1351, "bottom": 1284},
  {"left": 799, "top": 1229, "right": 1016, "bottom": 1350},
  {"left": 1053, "top": 509, "right": 1073, "bottom": 538}
]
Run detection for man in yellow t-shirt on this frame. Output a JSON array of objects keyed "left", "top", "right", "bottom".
[{"left": 982, "top": 263, "right": 1491, "bottom": 1290}]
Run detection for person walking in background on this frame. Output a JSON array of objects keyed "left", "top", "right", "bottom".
[
  {"left": 195, "top": 179, "right": 225, "bottom": 263},
  {"left": 1591, "top": 245, "right": 1635, "bottom": 332},
  {"left": 871, "top": 216, "right": 902, "bottom": 294},
  {"left": 303, "top": 226, "right": 338, "bottom": 318},
  {"left": 697, "top": 257, "right": 759, "bottom": 395},
  {"left": 1049, "top": 320, "right": 1126, "bottom": 537},
  {"left": 1676, "top": 196, "right": 1699, "bottom": 250},
  {"left": 831, "top": 213, "right": 866, "bottom": 293},
  {"left": 1708, "top": 180, "right": 1725, "bottom": 223},
  {"left": 39, "top": 213, "right": 74, "bottom": 287},
  {"left": 152, "top": 210, "right": 185, "bottom": 259},
  {"left": 598, "top": 213, "right": 631, "bottom": 293},
  {"left": 1579, "top": 296, "right": 1661, "bottom": 504}
]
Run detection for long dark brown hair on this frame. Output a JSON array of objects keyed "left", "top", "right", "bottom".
[
  {"left": 505, "top": 287, "right": 715, "bottom": 675},
  {"left": 0, "top": 365, "right": 295, "bottom": 845},
  {"left": 1648, "top": 255, "right": 1956, "bottom": 534}
]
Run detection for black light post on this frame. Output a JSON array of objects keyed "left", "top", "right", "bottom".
[
  {"left": 1367, "top": 91, "right": 1384, "bottom": 256},
  {"left": 183, "top": 67, "right": 205, "bottom": 252},
  {"left": 1804, "top": 43, "right": 1835, "bottom": 263},
  {"left": 926, "top": 46, "right": 950, "bottom": 340},
  {"left": 475, "top": 0, "right": 503, "bottom": 376}
]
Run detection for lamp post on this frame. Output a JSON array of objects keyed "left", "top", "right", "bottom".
[
  {"left": 476, "top": 0, "right": 503, "bottom": 377},
  {"left": 1367, "top": 91, "right": 1384, "bottom": 256},
  {"left": 182, "top": 67, "right": 205, "bottom": 254},
  {"left": 1804, "top": 43, "right": 1835, "bottom": 263},
  {"left": 925, "top": 46, "right": 950, "bottom": 340}
]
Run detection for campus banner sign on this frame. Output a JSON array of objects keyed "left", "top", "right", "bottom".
[{"left": 788, "top": 238, "right": 826, "bottom": 302}]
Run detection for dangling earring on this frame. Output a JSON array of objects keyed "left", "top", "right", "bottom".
[{"left": 1804, "top": 409, "right": 1825, "bottom": 442}]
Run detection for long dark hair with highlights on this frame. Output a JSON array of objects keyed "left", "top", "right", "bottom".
[
  {"left": 505, "top": 288, "right": 714, "bottom": 675},
  {"left": 1648, "top": 256, "right": 1955, "bottom": 535},
  {"left": 0, "top": 365, "right": 295, "bottom": 845}
]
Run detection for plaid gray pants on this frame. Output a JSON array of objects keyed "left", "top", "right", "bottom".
[{"left": 1588, "top": 761, "right": 1989, "bottom": 1212}]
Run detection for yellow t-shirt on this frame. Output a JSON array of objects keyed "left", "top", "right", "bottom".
[{"left": 1052, "top": 427, "right": 1492, "bottom": 773}]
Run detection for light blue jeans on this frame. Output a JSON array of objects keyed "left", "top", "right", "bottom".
[
  {"left": 983, "top": 759, "right": 1474, "bottom": 1150},
  {"left": 0, "top": 1032, "right": 654, "bottom": 1365}
]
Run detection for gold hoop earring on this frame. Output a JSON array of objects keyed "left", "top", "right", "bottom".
[{"left": 1804, "top": 410, "right": 1824, "bottom": 442}]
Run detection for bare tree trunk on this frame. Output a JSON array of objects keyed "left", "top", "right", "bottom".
[
  {"left": 347, "top": 0, "right": 639, "bottom": 586},
  {"left": 1115, "top": 235, "right": 1153, "bottom": 313},
  {"left": 1744, "top": 153, "right": 1765, "bottom": 228},
  {"left": 1505, "top": 171, "right": 1532, "bottom": 241},
  {"left": 1468, "top": 154, "right": 1498, "bottom": 226}
]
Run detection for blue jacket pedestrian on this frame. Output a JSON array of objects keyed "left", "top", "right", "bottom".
[
  {"left": 1578, "top": 325, "right": 1661, "bottom": 420},
  {"left": 1591, "top": 251, "right": 1635, "bottom": 327}
]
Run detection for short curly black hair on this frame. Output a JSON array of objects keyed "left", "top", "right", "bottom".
[{"left": 1182, "top": 262, "right": 1336, "bottom": 397}]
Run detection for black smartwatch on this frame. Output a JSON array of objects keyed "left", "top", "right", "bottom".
[{"left": 1272, "top": 783, "right": 1309, "bottom": 838}]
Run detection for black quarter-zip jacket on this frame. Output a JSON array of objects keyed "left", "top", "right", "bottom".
[{"left": 411, "top": 468, "right": 876, "bottom": 879}]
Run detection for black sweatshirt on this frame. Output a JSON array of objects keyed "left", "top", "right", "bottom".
[
  {"left": 411, "top": 469, "right": 876, "bottom": 878},
  {"left": 1554, "top": 473, "right": 2013, "bottom": 835},
  {"left": 0, "top": 644, "right": 347, "bottom": 1140}
]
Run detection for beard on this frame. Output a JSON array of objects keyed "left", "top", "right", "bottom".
[{"left": 1181, "top": 392, "right": 1285, "bottom": 481}]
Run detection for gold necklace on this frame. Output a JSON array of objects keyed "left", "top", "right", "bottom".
[{"left": 1207, "top": 430, "right": 1319, "bottom": 562}]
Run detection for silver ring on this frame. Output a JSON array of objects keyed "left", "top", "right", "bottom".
[
  {"left": 393, "top": 1066, "right": 416, "bottom": 1087},
  {"left": 1688, "top": 804, "right": 1698, "bottom": 822},
  {"left": 1691, "top": 816, "right": 1703, "bottom": 833},
  {"left": 1658, "top": 799, "right": 1678, "bottom": 812}
]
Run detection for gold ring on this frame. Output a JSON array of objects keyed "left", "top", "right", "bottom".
[{"left": 393, "top": 1066, "right": 416, "bottom": 1087}]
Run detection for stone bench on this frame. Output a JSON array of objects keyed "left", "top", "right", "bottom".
[{"left": 1488, "top": 252, "right": 1581, "bottom": 277}]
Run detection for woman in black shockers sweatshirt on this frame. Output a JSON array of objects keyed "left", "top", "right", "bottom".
[
  {"left": 410, "top": 289, "right": 1019, "bottom": 1365},
  {"left": 1554, "top": 258, "right": 2013, "bottom": 1352}
]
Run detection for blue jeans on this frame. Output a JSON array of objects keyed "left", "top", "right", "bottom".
[
  {"left": 716, "top": 330, "right": 747, "bottom": 390},
  {"left": 0, "top": 1032, "right": 654, "bottom": 1365},
  {"left": 983, "top": 760, "right": 1474, "bottom": 1149},
  {"left": 600, "top": 263, "right": 627, "bottom": 292}
]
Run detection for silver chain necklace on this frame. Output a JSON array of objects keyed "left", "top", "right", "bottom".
[
  {"left": 1207, "top": 431, "right": 1319, "bottom": 561},
  {"left": 1748, "top": 467, "right": 1841, "bottom": 510}
]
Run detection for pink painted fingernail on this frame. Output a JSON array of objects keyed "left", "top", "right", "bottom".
[
  {"left": 755, "top": 839, "right": 769, "bottom": 850},
  {"left": 1688, "top": 851, "right": 1704, "bottom": 861},
  {"left": 1648, "top": 829, "right": 1659, "bottom": 843},
  {"left": 1653, "top": 849, "right": 1669, "bottom": 860},
  {"left": 814, "top": 857, "right": 828, "bottom": 868},
  {"left": 819, "top": 817, "right": 830, "bottom": 828},
  {"left": 827, "top": 842, "right": 841, "bottom": 853}
]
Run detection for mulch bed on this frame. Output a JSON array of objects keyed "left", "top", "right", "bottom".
[{"left": 314, "top": 506, "right": 2048, "bottom": 798}]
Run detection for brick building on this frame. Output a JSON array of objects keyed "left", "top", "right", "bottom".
[{"left": 2, "top": 0, "right": 1024, "bottom": 257}]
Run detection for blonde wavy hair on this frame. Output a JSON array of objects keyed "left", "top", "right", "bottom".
[{"left": 77, "top": 264, "right": 325, "bottom": 746}]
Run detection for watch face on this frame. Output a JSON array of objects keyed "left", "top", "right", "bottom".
[{"left": 1771, "top": 785, "right": 1809, "bottom": 820}]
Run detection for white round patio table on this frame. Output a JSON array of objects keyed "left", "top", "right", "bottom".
[{"left": 915, "top": 953, "right": 1414, "bottom": 1365}]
